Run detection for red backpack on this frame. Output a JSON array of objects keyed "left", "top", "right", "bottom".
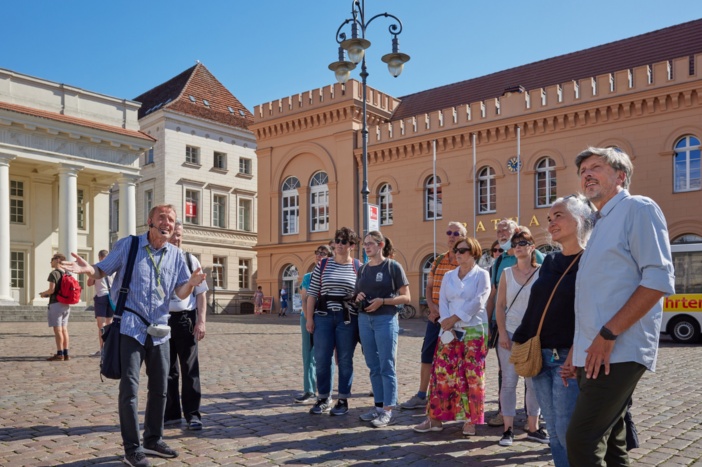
[{"left": 57, "top": 272, "right": 82, "bottom": 305}]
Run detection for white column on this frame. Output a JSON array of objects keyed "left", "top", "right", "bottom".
[
  {"left": 58, "top": 164, "right": 83, "bottom": 258},
  {"left": 0, "top": 153, "right": 17, "bottom": 304},
  {"left": 118, "top": 174, "right": 139, "bottom": 237}
]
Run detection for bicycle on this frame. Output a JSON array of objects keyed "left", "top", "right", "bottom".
[{"left": 399, "top": 304, "right": 416, "bottom": 319}]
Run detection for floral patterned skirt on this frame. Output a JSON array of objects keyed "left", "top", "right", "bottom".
[{"left": 426, "top": 324, "right": 487, "bottom": 424}]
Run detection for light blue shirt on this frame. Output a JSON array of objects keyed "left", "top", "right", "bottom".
[
  {"left": 574, "top": 190, "right": 675, "bottom": 371},
  {"left": 439, "top": 266, "right": 491, "bottom": 328},
  {"left": 96, "top": 232, "right": 190, "bottom": 346}
]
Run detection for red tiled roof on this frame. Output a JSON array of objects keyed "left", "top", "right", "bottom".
[
  {"left": 0, "top": 100, "right": 155, "bottom": 142},
  {"left": 392, "top": 18, "right": 702, "bottom": 121},
  {"left": 134, "top": 63, "right": 253, "bottom": 130}
]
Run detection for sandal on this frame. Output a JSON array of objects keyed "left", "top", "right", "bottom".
[{"left": 462, "top": 422, "right": 476, "bottom": 436}]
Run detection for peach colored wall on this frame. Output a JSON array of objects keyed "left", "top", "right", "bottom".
[{"left": 253, "top": 57, "right": 702, "bottom": 307}]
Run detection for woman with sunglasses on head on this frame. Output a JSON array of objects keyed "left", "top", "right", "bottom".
[
  {"left": 511, "top": 196, "right": 593, "bottom": 466},
  {"left": 305, "top": 227, "right": 362, "bottom": 416},
  {"left": 414, "top": 236, "right": 490, "bottom": 436},
  {"left": 495, "top": 228, "right": 546, "bottom": 447},
  {"left": 294, "top": 244, "right": 333, "bottom": 404},
  {"left": 355, "top": 232, "right": 410, "bottom": 428}
]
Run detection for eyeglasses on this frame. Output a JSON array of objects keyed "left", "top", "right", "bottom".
[
  {"left": 362, "top": 242, "right": 378, "bottom": 247},
  {"left": 314, "top": 251, "right": 326, "bottom": 256},
  {"left": 511, "top": 240, "right": 533, "bottom": 248},
  {"left": 446, "top": 230, "right": 461, "bottom": 237},
  {"left": 492, "top": 248, "right": 504, "bottom": 253},
  {"left": 334, "top": 238, "right": 349, "bottom": 245},
  {"left": 453, "top": 247, "right": 471, "bottom": 254}
]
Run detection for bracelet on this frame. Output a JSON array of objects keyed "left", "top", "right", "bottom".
[
  {"left": 382, "top": 298, "right": 385, "bottom": 305},
  {"left": 599, "top": 325, "right": 618, "bottom": 340}
]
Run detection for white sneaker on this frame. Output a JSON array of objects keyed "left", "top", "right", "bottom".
[
  {"left": 359, "top": 408, "right": 380, "bottom": 422},
  {"left": 371, "top": 411, "right": 395, "bottom": 428}
]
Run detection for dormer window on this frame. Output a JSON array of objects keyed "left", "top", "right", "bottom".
[
  {"left": 203, "top": 99, "right": 210, "bottom": 107},
  {"left": 188, "top": 95, "right": 196, "bottom": 102}
]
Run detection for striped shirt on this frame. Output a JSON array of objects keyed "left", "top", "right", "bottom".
[
  {"left": 96, "top": 232, "right": 190, "bottom": 346},
  {"left": 429, "top": 251, "right": 459, "bottom": 304},
  {"left": 307, "top": 258, "right": 359, "bottom": 312}
]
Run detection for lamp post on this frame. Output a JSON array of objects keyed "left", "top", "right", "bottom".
[{"left": 329, "top": 0, "right": 410, "bottom": 239}]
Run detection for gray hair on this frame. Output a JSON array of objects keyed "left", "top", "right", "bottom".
[
  {"left": 497, "top": 218, "right": 519, "bottom": 234},
  {"left": 549, "top": 195, "right": 595, "bottom": 249},
  {"left": 175, "top": 220, "right": 183, "bottom": 228},
  {"left": 447, "top": 221, "right": 468, "bottom": 236},
  {"left": 575, "top": 147, "right": 634, "bottom": 189}
]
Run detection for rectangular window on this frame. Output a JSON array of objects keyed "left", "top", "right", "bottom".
[
  {"left": 144, "top": 189, "right": 153, "bottom": 224},
  {"left": 11, "top": 251, "right": 25, "bottom": 288},
  {"left": 239, "top": 158, "right": 252, "bottom": 175},
  {"left": 111, "top": 199, "right": 119, "bottom": 232},
  {"left": 310, "top": 188, "right": 329, "bottom": 232},
  {"left": 214, "top": 151, "right": 227, "bottom": 170},
  {"left": 185, "top": 190, "right": 199, "bottom": 225},
  {"left": 185, "top": 145, "right": 200, "bottom": 165},
  {"left": 238, "top": 259, "right": 250, "bottom": 289},
  {"left": 238, "top": 198, "right": 252, "bottom": 232},
  {"left": 145, "top": 148, "right": 154, "bottom": 165},
  {"left": 213, "top": 194, "right": 227, "bottom": 228},
  {"left": 77, "top": 189, "right": 85, "bottom": 230},
  {"left": 212, "top": 256, "right": 225, "bottom": 289},
  {"left": 10, "top": 180, "right": 24, "bottom": 224}
]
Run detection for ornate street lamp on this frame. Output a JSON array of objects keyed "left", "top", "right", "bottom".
[{"left": 329, "top": 0, "right": 410, "bottom": 238}]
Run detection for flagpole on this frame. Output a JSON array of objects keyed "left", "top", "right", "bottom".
[
  {"left": 433, "top": 139, "right": 437, "bottom": 259},
  {"left": 472, "top": 133, "right": 477, "bottom": 237},
  {"left": 517, "top": 125, "right": 521, "bottom": 224}
]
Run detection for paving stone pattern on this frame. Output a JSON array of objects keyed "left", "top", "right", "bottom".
[{"left": 1, "top": 315, "right": 702, "bottom": 466}]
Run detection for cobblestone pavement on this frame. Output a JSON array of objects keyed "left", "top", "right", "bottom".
[{"left": 1, "top": 314, "right": 702, "bottom": 466}]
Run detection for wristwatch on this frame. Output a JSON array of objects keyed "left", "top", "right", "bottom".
[{"left": 599, "top": 325, "right": 618, "bottom": 340}]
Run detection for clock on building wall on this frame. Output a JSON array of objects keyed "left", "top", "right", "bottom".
[{"left": 507, "top": 157, "right": 522, "bottom": 173}]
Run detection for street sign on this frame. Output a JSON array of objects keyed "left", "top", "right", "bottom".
[{"left": 368, "top": 204, "right": 379, "bottom": 232}]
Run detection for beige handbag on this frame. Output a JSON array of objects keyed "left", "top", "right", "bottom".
[{"left": 510, "top": 251, "right": 583, "bottom": 377}]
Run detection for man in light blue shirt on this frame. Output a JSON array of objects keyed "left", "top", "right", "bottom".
[
  {"left": 566, "top": 147, "right": 675, "bottom": 466},
  {"left": 67, "top": 204, "right": 206, "bottom": 467}
]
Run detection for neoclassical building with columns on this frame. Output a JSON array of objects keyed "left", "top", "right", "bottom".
[
  {"left": 0, "top": 68, "right": 153, "bottom": 307},
  {"left": 252, "top": 19, "right": 702, "bottom": 308}
]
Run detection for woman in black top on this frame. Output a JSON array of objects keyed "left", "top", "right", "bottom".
[{"left": 513, "top": 195, "right": 593, "bottom": 467}]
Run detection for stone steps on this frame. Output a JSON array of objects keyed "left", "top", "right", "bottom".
[{"left": 0, "top": 306, "right": 95, "bottom": 322}]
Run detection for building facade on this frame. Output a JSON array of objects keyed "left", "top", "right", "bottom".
[
  {"left": 1, "top": 68, "right": 152, "bottom": 307},
  {"left": 252, "top": 20, "right": 702, "bottom": 309},
  {"left": 117, "top": 64, "right": 258, "bottom": 312}
]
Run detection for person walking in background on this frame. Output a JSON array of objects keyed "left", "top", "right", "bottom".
[
  {"left": 356, "top": 232, "right": 410, "bottom": 428},
  {"left": 295, "top": 244, "right": 333, "bottom": 404},
  {"left": 164, "top": 221, "right": 209, "bottom": 431},
  {"left": 512, "top": 195, "right": 593, "bottom": 466},
  {"left": 494, "top": 228, "right": 546, "bottom": 447},
  {"left": 564, "top": 147, "right": 675, "bottom": 466},
  {"left": 279, "top": 287, "right": 288, "bottom": 317},
  {"left": 87, "top": 249, "right": 113, "bottom": 356},
  {"left": 254, "top": 286, "right": 264, "bottom": 315},
  {"left": 39, "top": 253, "right": 71, "bottom": 361},
  {"left": 400, "top": 221, "right": 464, "bottom": 410}
]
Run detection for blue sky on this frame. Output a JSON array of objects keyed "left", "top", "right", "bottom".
[{"left": 3, "top": 1, "right": 701, "bottom": 111}]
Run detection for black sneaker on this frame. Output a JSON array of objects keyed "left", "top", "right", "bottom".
[
  {"left": 294, "top": 392, "right": 315, "bottom": 404},
  {"left": 527, "top": 427, "right": 550, "bottom": 444},
  {"left": 309, "top": 398, "right": 332, "bottom": 415},
  {"left": 330, "top": 399, "right": 349, "bottom": 416},
  {"left": 142, "top": 440, "right": 178, "bottom": 458},
  {"left": 498, "top": 428, "right": 514, "bottom": 446},
  {"left": 123, "top": 451, "right": 151, "bottom": 467}
]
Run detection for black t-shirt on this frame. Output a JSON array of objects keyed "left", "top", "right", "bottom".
[
  {"left": 355, "top": 259, "right": 409, "bottom": 316},
  {"left": 512, "top": 252, "right": 581, "bottom": 349}
]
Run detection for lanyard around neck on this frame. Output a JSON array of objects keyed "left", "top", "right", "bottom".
[{"left": 145, "top": 245, "right": 165, "bottom": 287}]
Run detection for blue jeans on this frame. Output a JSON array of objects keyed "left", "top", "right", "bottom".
[
  {"left": 358, "top": 312, "right": 399, "bottom": 407},
  {"left": 119, "top": 334, "right": 169, "bottom": 455},
  {"left": 300, "top": 313, "right": 316, "bottom": 394},
  {"left": 313, "top": 310, "right": 358, "bottom": 399},
  {"left": 531, "top": 348, "right": 579, "bottom": 467}
]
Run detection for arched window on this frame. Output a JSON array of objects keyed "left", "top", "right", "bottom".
[
  {"left": 281, "top": 264, "right": 299, "bottom": 310},
  {"left": 378, "top": 183, "right": 393, "bottom": 225},
  {"left": 674, "top": 136, "right": 701, "bottom": 192},
  {"left": 424, "top": 176, "right": 442, "bottom": 220},
  {"left": 310, "top": 172, "right": 329, "bottom": 232},
  {"left": 421, "top": 254, "right": 438, "bottom": 299},
  {"left": 477, "top": 166, "right": 496, "bottom": 214},
  {"left": 535, "top": 157, "right": 557, "bottom": 207},
  {"left": 281, "top": 176, "right": 300, "bottom": 235}
]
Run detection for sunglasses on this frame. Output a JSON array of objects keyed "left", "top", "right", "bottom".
[
  {"left": 314, "top": 251, "right": 326, "bottom": 256},
  {"left": 334, "top": 238, "right": 350, "bottom": 245},
  {"left": 492, "top": 248, "right": 504, "bottom": 253},
  {"left": 511, "top": 240, "right": 533, "bottom": 248},
  {"left": 446, "top": 230, "right": 461, "bottom": 237},
  {"left": 453, "top": 247, "right": 471, "bottom": 254}
]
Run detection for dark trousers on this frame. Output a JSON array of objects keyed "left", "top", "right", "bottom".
[
  {"left": 164, "top": 309, "right": 201, "bottom": 423},
  {"left": 566, "top": 362, "right": 646, "bottom": 467},
  {"left": 119, "top": 334, "right": 169, "bottom": 455}
]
